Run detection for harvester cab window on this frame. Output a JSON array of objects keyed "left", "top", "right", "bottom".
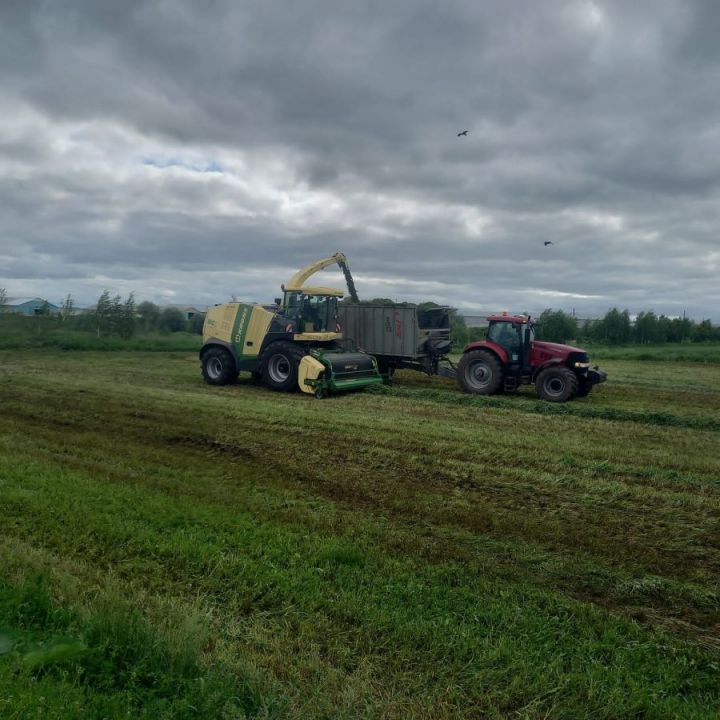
[
  {"left": 284, "top": 292, "right": 336, "bottom": 333},
  {"left": 302, "top": 297, "right": 320, "bottom": 331},
  {"left": 284, "top": 292, "right": 301, "bottom": 316}
]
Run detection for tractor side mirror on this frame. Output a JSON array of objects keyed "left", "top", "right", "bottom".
[{"left": 274, "top": 298, "right": 282, "bottom": 305}]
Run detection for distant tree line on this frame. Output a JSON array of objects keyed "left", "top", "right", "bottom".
[
  {"left": 14, "top": 291, "right": 207, "bottom": 340},
  {"left": 340, "top": 297, "right": 718, "bottom": 346},
  {"left": 3, "top": 287, "right": 716, "bottom": 346},
  {"left": 535, "top": 308, "right": 719, "bottom": 345}
]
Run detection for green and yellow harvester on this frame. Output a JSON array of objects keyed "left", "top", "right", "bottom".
[{"left": 200, "top": 253, "right": 384, "bottom": 397}]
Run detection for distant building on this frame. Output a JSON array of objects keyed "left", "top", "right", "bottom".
[
  {"left": 172, "top": 306, "right": 206, "bottom": 321},
  {"left": 1, "top": 297, "right": 60, "bottom": 315}
]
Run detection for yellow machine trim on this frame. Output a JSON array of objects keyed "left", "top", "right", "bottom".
[
  {"left": 242, "top": 307, "right": 274, "bottom": 356},
  {"left": 293, "top": 332, "right": 342, "bottom": 342},
  {"left": 203, "top": 303, "right": 238, "bottom": 343},
  {"left": 285, "top": 252, "right": 348, "bottom": 292},
  {"left": 298, "top": 355, "right": 325, "bottom": 394},
  {"left": 294, "top": 286, "right": 344, "bottom": 297}
]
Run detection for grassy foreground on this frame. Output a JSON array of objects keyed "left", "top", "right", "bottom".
[{"left": 0, "top": 350, "right": 718, "bottom": 719}]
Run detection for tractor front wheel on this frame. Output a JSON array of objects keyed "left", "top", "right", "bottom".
[
  {"left": 575, "top": 378, "right": 592, "bottom": 398},
  {"left": 201, "top": 347, "right": 237, "bottom": 386},
  {"left": 261, "top": 342, "right": 305, "bottom": 392},
  {"left": 535, "top": 367, "right": 578, "bottom": 402},
  {"left": 457, "top": 350, "right": 503, "bottom": 395}
]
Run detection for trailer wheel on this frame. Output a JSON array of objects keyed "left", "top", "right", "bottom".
[
  {"left": 535, "top": 367, "right": 578, "bottom": 402},
  {"left": 261, "top": 342, "right": 305, "bottom": 392},
  {"left": 457, "top": 350, "right": 503, "bottom": 395},
  {"left": 201, "top": 347, "right": 237, "bottom": 386},
  {"left": 376, "top": 359, "right": 395, "bottom": 378}
]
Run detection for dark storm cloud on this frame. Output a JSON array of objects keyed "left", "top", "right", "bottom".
[{"left": 0, "top": 0, "right": 719, "bottom": 317}]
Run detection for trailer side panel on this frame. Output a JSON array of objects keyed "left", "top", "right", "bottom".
[{"left": 339, "top": 305, "right": 420, "bottom": 358}]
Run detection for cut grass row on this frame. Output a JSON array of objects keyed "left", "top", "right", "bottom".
[
  {"left": 0, "top": 350, "right": 719, "bottom": 718},
  {"left": 587, "top": 343, "right": 720, "bottom": 363}
]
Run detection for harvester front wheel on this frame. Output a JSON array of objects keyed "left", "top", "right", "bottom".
[
  {"left": 535, "top": 367, "right": 578, "bottom": 402},
  {"left": 201, "top": 347, "right": 237, "bottom": 386},
  {"left": 457, "top": 350, "right": 503, "bottom": 395},
  {"left": 261, "top": 342, "right": 305, "bottom": 392}
]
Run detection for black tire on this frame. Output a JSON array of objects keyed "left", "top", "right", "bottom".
[
  {"left": 260, "top": 341, "right": 306, "bottom": 392},
  {"left": 535, "top": 367, "right": 578, "bottom": 402},
  {"left": 201, "top": 346, "right": 237, "bottom": 386},
  {"left": 457, "top": 350, "right": 504, "bottom": 395},
  {"left": 376, "top": 358, "right": 396, "bottom": 378},
  {"left": 576, "top": 378, "right": 592, "bottom": 398}
]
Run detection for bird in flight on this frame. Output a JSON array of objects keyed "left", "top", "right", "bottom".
[
  {"left": 544, "top": 241, "right": 553, "bottom": 246},
  {"left": 457, "top": 130, "right": 469, "bottom": 137}
]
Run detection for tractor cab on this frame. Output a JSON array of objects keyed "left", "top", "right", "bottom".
[{"left": 485, "top": 314, "right": 534, "bottom": 367}]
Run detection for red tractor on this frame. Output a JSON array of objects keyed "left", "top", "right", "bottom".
[{"left": 457, "top": 314, "right": 606, "bottom": 401}]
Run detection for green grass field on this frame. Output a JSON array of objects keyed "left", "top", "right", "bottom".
[{"left": 0, "top": 350, "right": 719, "bottom": 719}]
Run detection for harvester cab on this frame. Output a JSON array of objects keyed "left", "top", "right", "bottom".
[
  {"left": 275, "top": 252, "right": 355, "bottom": 339},
  {"left": 200, "top": 253, "right": 383, "bottom": 398},
  {"left": 281, "top": 289, "right": 342, "bottom": 336}
]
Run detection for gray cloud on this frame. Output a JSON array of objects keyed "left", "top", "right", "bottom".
[{"left": 0, "top": 0, "right": 719, "bottom": 319}]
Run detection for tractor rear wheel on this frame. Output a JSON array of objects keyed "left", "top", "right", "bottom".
[
  {"left": 261, "top": 342, "right": 306, "bottom": 392},
  {"left": 201, "top": 347, "right": 237, "bottom": 386},
  {"left": 457, "top": 350, "right": 503, "bottom": 395},
  {"left": 535, "top": 367, "right": 578, "bottom": 402}
]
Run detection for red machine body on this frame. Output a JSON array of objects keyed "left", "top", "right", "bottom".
[{"left": 457, "top": 314, "right": 606, "bottom": 401}]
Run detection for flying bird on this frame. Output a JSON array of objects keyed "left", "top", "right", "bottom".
[
  {"left": 544, "top": 241, "right": 553, "bottom": 246},
  {"left": 457, "top": 130, "right": 469, "bottom": 137}
]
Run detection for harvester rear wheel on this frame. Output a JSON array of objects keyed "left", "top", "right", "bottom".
[
  {"left": 201, "top": 347, "right": 237, "bottom": 386},
  {"left": 457, "top": 350, "right": 503, "bottom": 395},
  {"left": 261, "top": 341, "right": 306, "bottom": 392},
  {"left": 535, "top": 367, "right": 578, "bottom": 402}
]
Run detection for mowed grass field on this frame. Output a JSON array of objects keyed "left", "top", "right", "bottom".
[{"left": 0, "top": 349, "right": 719, "bottom": 719}]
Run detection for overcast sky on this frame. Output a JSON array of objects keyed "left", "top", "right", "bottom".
[{"left": 1, "top": 0, "right": 719, "bottom": 319}]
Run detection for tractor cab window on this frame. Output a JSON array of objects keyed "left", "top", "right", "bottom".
[
  {"left": 488, "top": 321, "right": 521, "bottom": 350},
  {"left": 284, "top": 292, "right": 337, "bottom": 333}
]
